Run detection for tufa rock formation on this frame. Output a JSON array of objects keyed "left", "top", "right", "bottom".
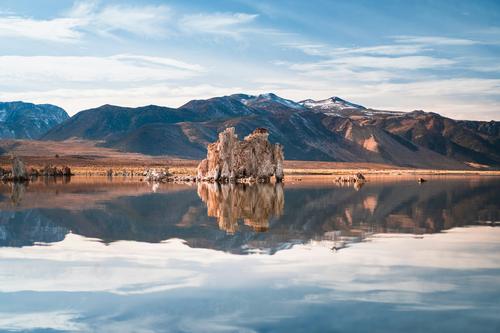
[
  {"left": 11, "top": 156, "right": 29, "bottom": 181},
  {"left": 144, "top": 168, "right": 172, "bottom": 182},
  {"left": 197, "top": 127, "right": 284, "bottom": 183},
  {"left": 40, "top": 165, "right": 73, "bottom": 177}
]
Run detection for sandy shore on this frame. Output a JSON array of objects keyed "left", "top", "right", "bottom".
[{"left": 1, "top": 139, "right": 499, "bottom": 177}]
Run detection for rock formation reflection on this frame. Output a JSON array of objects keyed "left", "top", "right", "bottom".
[
  {"left": 0, "top": 177, "right": 499, "bottom": 253},
  {"left": 10, "top": 182, "right": 26, "bottom": 206},
  {"left": 197, "top": 182, "right": 284, "bottom": 233}
]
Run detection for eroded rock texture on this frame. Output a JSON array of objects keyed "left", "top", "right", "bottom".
[
  {"left": 197, "top": 127, "right": 284, "bottom": 182},
  {"left": 197, "top": 182, "right": 284, "bottom": 234},
  {"left": 11, "top": 156, "right": 29, "bottom": 181}
]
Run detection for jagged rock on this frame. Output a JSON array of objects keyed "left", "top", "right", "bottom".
[
  {"left": 42, "top": 165, "right": 52, "bottom": 176},
  {"left": 197, "top": 127, "right": 284, "bottom": 183},
  {"left": 355, "top": 173, "right": 366, "bottom": 182},
  {"left": 334, "top": 173, "right": 367, "bottom": 183},
  {"left": 62, "top": 166, "right": 72, "bottom": 176},
  {"left": 11, "top": 156, "right": 29, "bottom": 181},
  {"left": 144, "top": 168, "right": 172, "bottom": 182},
  {"left": 39, "top": 165, "right": 73, "bottom": 177},
  {"left": 42, "top": 165, "right": 57, "bottom": 176}
]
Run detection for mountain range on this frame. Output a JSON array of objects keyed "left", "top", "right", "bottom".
[
  {"left": 1, "top": 94, "right": 499, "bottom": 169},
  {"left": 0, "top": 101, "right": 69, "bottom": 139}
]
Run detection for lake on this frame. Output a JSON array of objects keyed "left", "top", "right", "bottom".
[{"left": 0, "top": 176, "right": 499, "bottom": 332}]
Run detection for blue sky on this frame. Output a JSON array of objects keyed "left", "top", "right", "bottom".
[{"left": 0, "top": 0, "right": 499, "bottom": 119}]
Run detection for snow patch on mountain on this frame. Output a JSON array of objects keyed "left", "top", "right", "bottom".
[
  {"left": 300, "top": 97, "right": 366, "bottom": 111},
  {"left": 235, "top": 93, "right": 305, "bottom": 110},
  {"left": 300, "top": 96, "right": 406, "bottom": 118}
]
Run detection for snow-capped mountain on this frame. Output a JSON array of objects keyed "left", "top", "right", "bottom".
[
  {"left": 300, "top": 96, "right": 405, "bottom": 118},
  {"left": 0, "top": 101, "right": 69, "bottom": 139},
  {"left": 237, "top": 93, "right": 305, "bottom": 110},
  {"left": 300, "top": 96, "right": 366, "bottom": 111}
]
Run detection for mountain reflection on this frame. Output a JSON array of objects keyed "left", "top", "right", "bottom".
[
  {"left": 197, "top": 182, "right": 284, "bottom": 233},
  {"left": 0, "top": 177, "right": 498, "bottom": 253}
]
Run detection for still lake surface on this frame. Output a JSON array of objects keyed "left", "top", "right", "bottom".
[{"left": 0, "top": 176, "right": 499, "bottom": 333}]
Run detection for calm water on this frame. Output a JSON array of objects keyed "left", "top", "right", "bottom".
[{"left": 0, "top": 176, "right": 499, "bottom": 332}]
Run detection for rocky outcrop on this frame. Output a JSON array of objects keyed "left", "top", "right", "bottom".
[
  {"left": 11, "top": 156, "right": 29, "bottom": 181},
  {"left": 197, "top": 127, "right": 284, "bottom": 183},
  {"left": 334, "top": 173, "right": 366, "bottom": 183},
  {"left": 40, "top": 165, "right": 73, "bottom": 177},
  {"left": 144, "top": 168, "right": 171, "bottom": 182}
]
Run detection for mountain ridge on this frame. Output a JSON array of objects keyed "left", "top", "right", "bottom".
[{"left": 3, "top": 93, "right": 499, "bottom": 169}]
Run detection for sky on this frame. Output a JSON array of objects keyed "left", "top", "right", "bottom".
[{"left": 0, "top": 0, "right": 499, "bottom": 120}]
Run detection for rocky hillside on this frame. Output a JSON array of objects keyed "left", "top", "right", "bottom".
[
  {"left": 0, "top": 102, "right": 69, "bottom": 139},
  {"left": 42, "top": 93, "right": 500, "bottom": 169}
]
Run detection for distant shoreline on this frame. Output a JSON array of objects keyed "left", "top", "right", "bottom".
[
  {"left": 1, "top": 158, "right": 499, "bottom": 177},
  {"left": 1, "top": 139, "right": 499, "bottom": 177}
]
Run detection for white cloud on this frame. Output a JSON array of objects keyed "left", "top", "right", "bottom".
[
  {"left": 180, "top": 12, "right": 258, "bottom": 38},
  {"left": 393, "top": 35, "right": 480, "bottom": 46},
  {"left": 0, "top": 84, "right": 244, "bottom": 115},
  {"left": 380, "top": 78, "right": 500, "bottom": 97},
  {"left": 0, "top": 311, "right": 86, "bottom": 332},
  {"left": 332, "top": 44, "right": 429, "bottom": 56},
  {"left": 68, "top": 2, "right": 172, "bottom": 38},
  {"left": 284, "top": 42, "right": 428, "bottom": 56},
  {"left": 0, "top": 2, "right": 171, "bottom": 42},
  {"left": 0, "top": 16, "right": 82, "bottom": 42},
  {"left": 251, "top": 76, "right": 500, "bottom": 120},
  {"left": 0, "top": 54, "right": 203, "bottom": 84},
  {"left": 0, "top": 5, "right": 262, "bottom": 42},
  {"left": 290, "top": 55, "right": 455, "bottom": 72}
]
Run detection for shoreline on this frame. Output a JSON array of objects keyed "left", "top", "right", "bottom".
[
  {"left": 2, "top": 139, "right": 499, "bottom": 177},
  {"left": 2, "top": 159, "right": 500, "bottom": 178}
]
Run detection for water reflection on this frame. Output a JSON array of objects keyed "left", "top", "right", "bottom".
[
  {"left": 0, "top": 177, "right": 499, "bottom": 332},
  {"left": 9, "top": 182, "right": 25, "bottom": 206},
  {"left": 0, "top": 176, "right": 498, "bottom": 252},
  {"left": 197, "top": 182, "right": 284, "bottom": 233}
]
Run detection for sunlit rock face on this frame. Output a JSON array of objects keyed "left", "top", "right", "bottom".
[
  {"left": 197, "top": 182, "right": 284, "bottom": 233},
  {"left": 197, "top": 127, "right": 284, "bottom": 182}
]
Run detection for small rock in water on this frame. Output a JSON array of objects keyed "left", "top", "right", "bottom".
[
  {"left": 144, "top": 168, "right": 172, "bottom": 182},
  {"left": 418, "top": 177, "right": 427, "bottom": 183},
  {"left": 355, "top": 173, "right": 366, "bottom": 182}
]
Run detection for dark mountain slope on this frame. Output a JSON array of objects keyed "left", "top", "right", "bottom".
[
  {"left": 368, "top": 111, "right": 500, "bottom": 166},
  {"left": 0, "top": 101, "right": 69, "bottom": 139},
  {"left": 101, "top": 111, "right": 368, "bottom": 161},
  {"left": 43, "top": 104, "right": 193, "bottom": 141}
]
